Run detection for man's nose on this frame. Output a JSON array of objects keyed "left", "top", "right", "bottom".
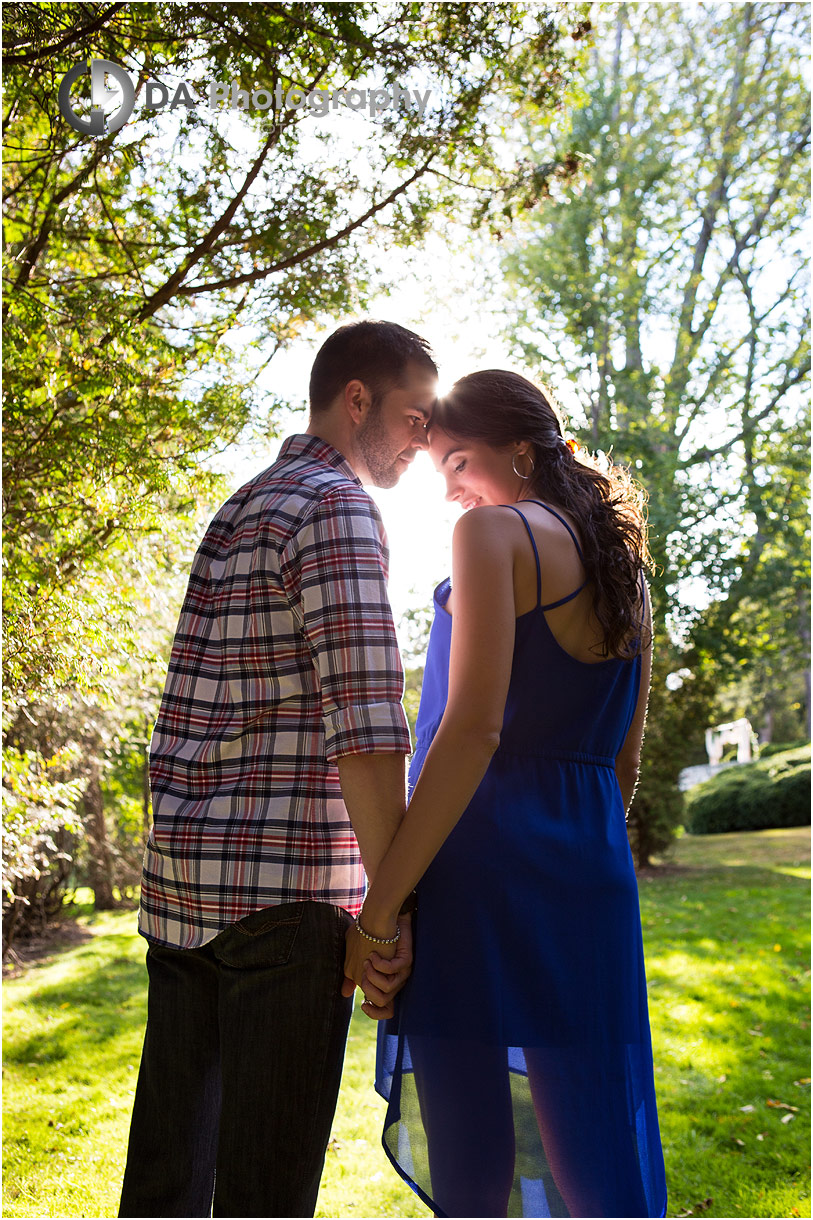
[{"left": 412, "top": 423, "right": 429, "bottom": 449}]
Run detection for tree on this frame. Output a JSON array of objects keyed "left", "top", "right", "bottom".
[
  {"left": 500, "top": 1, "right": 810, "bottom": 862},
  {"left": 687, "top": 404, "right": 810, "bottom": 736}
]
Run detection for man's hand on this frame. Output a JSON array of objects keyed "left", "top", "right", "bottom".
[{"left": 340, "top": 913, "right": 413, "bottom": 1021}]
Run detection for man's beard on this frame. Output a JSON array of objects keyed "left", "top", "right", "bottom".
[{"left": 356, "top": 404, "right": 404, "bottom": 488}]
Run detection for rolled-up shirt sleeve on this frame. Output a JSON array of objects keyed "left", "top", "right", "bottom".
[{"left": 282, "top": 487, "right": 412, "bottom": 761}]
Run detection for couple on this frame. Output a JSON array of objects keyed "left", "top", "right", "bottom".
[{"left": 119, "top": 320, "right": 667, "bottom": 1219}]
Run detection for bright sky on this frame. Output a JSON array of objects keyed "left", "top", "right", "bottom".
[{"left": 210, "top": 235, "right": 540, "bottom": 652}]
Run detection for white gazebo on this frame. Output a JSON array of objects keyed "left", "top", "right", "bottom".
[
  {"left": 679, "top": 717, "right": 759, "bottom": 791},
  {"left": 704, "top": 717, "right": 756, "bottom": 766}
]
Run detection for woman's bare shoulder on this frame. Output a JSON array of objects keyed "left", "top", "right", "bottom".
[{"left": 452, "top": 504, "right": 527, "bottom": 544}]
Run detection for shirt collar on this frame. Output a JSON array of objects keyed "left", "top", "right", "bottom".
[{"left": 278, "top": 434, "right": 361, "bottom": 487}]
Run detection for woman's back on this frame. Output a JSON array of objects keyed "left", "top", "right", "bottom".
[
  {"left": 418, "top": 500, "right": 644, "bottom": 761},
  {"left": 445, "top": 500, "right": 609, "bottom": 660}
]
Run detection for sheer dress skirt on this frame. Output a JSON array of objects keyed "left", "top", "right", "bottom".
[{"left": 375, "top": 750, "right": 667, "bottom": 1219}]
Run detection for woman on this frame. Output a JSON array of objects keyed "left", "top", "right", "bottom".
[{"left": 344, "top": 370, "right": 667, "bottom": 1218}]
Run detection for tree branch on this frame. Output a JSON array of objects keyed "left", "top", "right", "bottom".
[
  {"left": 4, "top": 4, "right": 127, "bottom": 65},
  {"left": 92, "top": 162, "right": 147, "bottom": 295},
  {"left": 669, "top": 112, "right": 809, "bottom": 411},
  {"left": 6, "top": 149, "right": 112, "bottom": 301},
  {"left": 173, "top": 156, "right": 437, "bottom": 299},
  {"left": 130, "top": 106, "right": 312, "bottom": 326},
  {"left": 682, "top": 360, "right": 809, "bottom": 467},
  {"left": 668, "top": 5, "right": 754, "bottom": 387}
]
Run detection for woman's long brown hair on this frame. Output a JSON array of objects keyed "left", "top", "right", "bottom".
[{"left": 432, "top": 370, "right": 652, "bottom": 659}]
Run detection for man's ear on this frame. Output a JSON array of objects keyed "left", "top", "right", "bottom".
[{"left": 343, "top": 379, "right": 372, "bottom": 426}]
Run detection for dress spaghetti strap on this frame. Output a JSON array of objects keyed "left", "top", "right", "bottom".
[
  {"left": 506, "top": 502, "right": 586, "bottom": 611},
  {"left": 505, "top": 505, "right": 542, "bottom": 606},
  {"left": 525, "top": 499, "right": 586, "bottom": 562}
]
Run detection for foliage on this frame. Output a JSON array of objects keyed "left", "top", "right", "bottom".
[
  {"left": 3, "top": 829, "right": 809, "bottom": 1218},
  {"left": 402, "top": 667, "right": 424, "bottom": 743},
  {"left": 692, "top": 419, "right": 811, "bottom": 745},
  {"left": 685, "top": 747, "right": 811, "bottom": 835},
  {"left": 758, "top": 741, "right": 809, "bottom": 760},
  {"left": 504, "top": 1, "right": 809, "bottom": 615},
  {"left": 1, "top": 747, "right": 86, "bottom": 955},
  {"left": 2, "top": 0, "right": 588, "bottom": 703},
  {"left": 2, "top": 524, "right": 198, "bottom": 948},
  {"left": 627, "top": 648, "right": 716, "bottom": 868}
]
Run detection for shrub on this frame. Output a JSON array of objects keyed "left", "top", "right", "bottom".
[
  {"left": 758, "top": 739, "right": 810, "bottom": 759},
  {"left": 686, "top": 746, "right": 811, "bottom": 834},
  {"left": 627, "top": 655, "right": 716, "bottom": 868},
  {"left": 2, "top": 747, "right": 86, "bottom": 955}
]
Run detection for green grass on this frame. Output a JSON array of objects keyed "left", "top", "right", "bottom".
[
  {"left": 641, "top": 828, "right": 811, "bottom": 1219},
  {"left": 2, "top": 909, "right": 148, "bottom": 1218},
  {"left": 3, "top": 828, "right": 809, "bottom": 1218}
]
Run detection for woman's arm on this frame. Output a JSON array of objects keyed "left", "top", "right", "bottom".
[
  {"left": 615, "top": 579, "right": 653, "bottom": 812},
  {"left": 343, "top": 507, "right": 517, "bottom": 988}
]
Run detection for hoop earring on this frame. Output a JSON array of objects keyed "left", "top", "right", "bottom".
[{"left": 512, "top": 453, "right": 535, "bottom": 480}]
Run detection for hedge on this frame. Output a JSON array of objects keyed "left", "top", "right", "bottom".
[
  {"left": 685, "top": 746, "right": 811, "bottom": 835},
  {"left": 757, "top": 739, "right": 810, "bottom": 759}
]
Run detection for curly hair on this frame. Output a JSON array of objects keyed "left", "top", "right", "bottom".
[{"left": 432, "top": 370, "right": 652, "bottom": 659}]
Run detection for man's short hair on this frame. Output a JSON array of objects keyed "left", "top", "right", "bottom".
[{"left": 309, "top": 320, "right": 437, "bottom": 413}]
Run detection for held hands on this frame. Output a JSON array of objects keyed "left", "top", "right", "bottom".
[{"left": 341, "top": 913, "right": 414, "bottom": 1021}]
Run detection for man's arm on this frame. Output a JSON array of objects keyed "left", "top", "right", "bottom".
[
  {"left": 281, "top": 487, "right": 412, "bottom": 766},
  {"left": 281, "top": 487, "right": 414, "bottom": 1015},
  {"left": 336, "top": 752, "right": 407, "bottom": 882},
  {"left": 336, "top": 752, "right": 412, "bottom": 1019}
]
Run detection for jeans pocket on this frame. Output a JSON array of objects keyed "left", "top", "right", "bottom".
[{"left": 213, "top": 903, "right": 305, "bottom": 969}]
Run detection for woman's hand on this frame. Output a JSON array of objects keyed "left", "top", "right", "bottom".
[{"left": 341, "top": 914, "right": 414, "bottom": 1020}]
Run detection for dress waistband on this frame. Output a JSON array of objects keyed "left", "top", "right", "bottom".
[{"left": 414, "top": 742, "right": 616, "bottom": 769}]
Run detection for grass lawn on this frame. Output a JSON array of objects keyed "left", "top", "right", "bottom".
[{"left": 3, "top": 827, "right": 809, "bottom": 1218}]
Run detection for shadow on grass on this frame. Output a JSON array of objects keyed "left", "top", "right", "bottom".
[
  {"left": 639, "top": 862, "right": 808, "bottom": 897},
  {"left": 653, "top": 826, "right": 811, "bottom": 873},
  {"left": 641, "top": 860, "right": 810, "bottom": 883},
  {"left": 5, "top": 944, "right": 147, "bottom": 1065},
  {"left": 3, "top": 921, "right": 98, "bottom": 977}
]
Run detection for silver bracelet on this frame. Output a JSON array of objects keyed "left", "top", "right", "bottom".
[{"left": 354, "top": 914, "right": 401, "bottom": 946}]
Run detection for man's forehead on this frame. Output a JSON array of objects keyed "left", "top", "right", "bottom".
[
  {"left": 397, "top": 369, "right": 437, "bottom": 411},
  {"left": 401, "top": 362, "right": 438, "bottom": 387}
]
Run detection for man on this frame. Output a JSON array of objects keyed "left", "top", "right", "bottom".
[{"left": 119, "top": 320, "right": 438, "bottom": 1218}]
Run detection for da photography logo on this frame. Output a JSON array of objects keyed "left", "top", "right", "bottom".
[
  {"left": 58, "top": 59, "right": 135, "bottom": 135},
  {"left": 58, "top": 58, "right": 431, "bottom": 135}
]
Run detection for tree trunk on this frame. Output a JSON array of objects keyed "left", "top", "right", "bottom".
[
  {"left": 799, "top": 586, "right": 811, "bottom": 737},
  {"left": 759, "top": 706, "right": 774, "bottom": 745},
  {"left": 142, "top": 716, "right": 152, "bottom": 841},
  {"left": 83, "top": 764, "right": 116, "bottom": 909}
]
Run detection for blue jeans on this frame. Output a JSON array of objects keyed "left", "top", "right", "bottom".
[{"left": 119, "top": 901, "right": 353, "bottom": 1217}]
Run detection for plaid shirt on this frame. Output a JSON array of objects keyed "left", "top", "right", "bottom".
[{"left": 139, "top": 434, "right": 411, "bottom": 949}]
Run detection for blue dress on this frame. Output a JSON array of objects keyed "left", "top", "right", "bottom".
[{"left": 376, "top": 502, "right": 667, "bottom": 1218}]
